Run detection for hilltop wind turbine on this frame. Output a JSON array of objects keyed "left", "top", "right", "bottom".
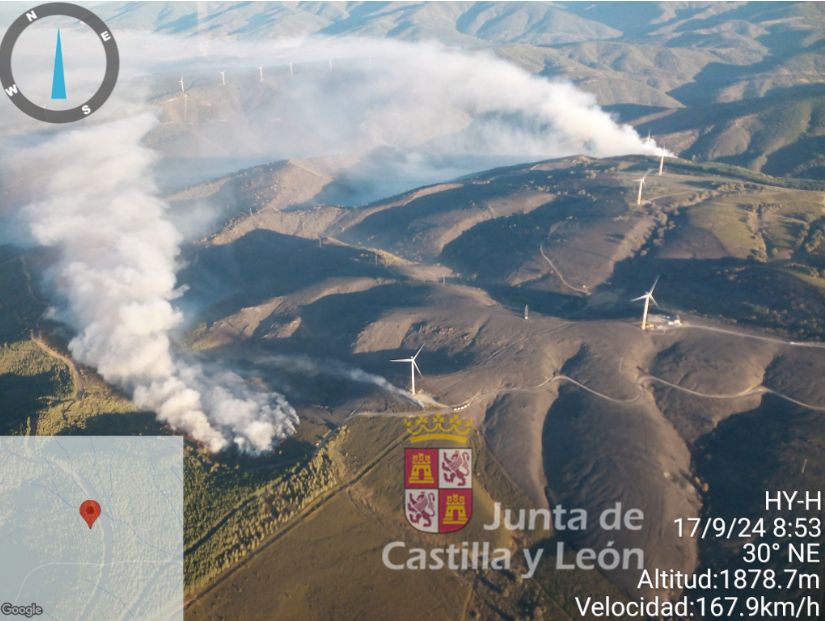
[
  {"left": 632, "top": 276, "right": 659, "bottom": 330},
  {"left": 392, "top": 346, "right": 423, "bottom": 395},
  {"left": 658, "top": 150, "right": 666, "bottom": 176},
  {"left": 635, "top": 174, "right": 647, "bottom": 206},
  {"left": 177, "top": 77, "right": 188, "bottom": 122},
  {"left": 219, "top": 71, "right": 226, "bottom": 86}
]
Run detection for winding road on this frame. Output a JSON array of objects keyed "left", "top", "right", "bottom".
[
  {"left": 640, "top": 374, "right": 825, "bottom": 412},
  {"left": 31, "top": 332, "right": 83, "bottom": 400},
  {"left": 539, "top": 241, "right": 590, "bottom": 295},
  {"left": 360, "top": 362, "right": 825, "bottom": 418},
  {"left": 536, "top": 186, "right": 709, "bottom": 297},
  {"left": 675, "top": 322, "right": 825, "bottom": 350}
]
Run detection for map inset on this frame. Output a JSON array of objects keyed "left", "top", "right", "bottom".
[{"left": 0, "top": 437, "right": 183, "bottom": 621}]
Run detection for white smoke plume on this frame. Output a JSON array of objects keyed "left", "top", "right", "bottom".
[
  {"left": 7, "top": 112, "right": 297, "bottom": 452},
  {"left": 258, "top": 354, "right": 423, "bottom": 408},
  {"left": 1, "top": 25, "right": 667, "bottom": 453},
  {"left": 0, "top": 29, "right": 666, "bottom": 195}
]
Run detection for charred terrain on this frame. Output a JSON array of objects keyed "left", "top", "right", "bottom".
[
  {"left": 178, "top": 155, "right": 825, "bottom": 618},
  {"left": 4, "top": 152, "right": 823, "bottom": 619},
  {"left": 2, "top": 2, "right": 825, "bottom": 619}
]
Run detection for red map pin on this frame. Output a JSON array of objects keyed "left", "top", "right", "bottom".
[{"left": 79, "top": 499, "right": 101, "bottom": 529}]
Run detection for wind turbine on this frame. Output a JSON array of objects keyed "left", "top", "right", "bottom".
[
  {"left": 632, "top": 277, "right": 659, "bottom": 330},
  {"left": 258, "top": 66, "right": 264, "bottom": 82},
  {"left": 635, "top": 174, "right": 647, "bottom": 206},
  {"left": 288, "top": 61, "right": 294, "bottom": 77},
  {"left": 658, "top": 151, "right": 666, "bottom": 176},
  {"left": 219, "top": 71, "right": 226, "bottom": 86},
  {"left": 178, "top": 77, "right": 188, "bottom": 122},
  {"left": 392, "top": 346, "right": 423, "bottom": 395}
]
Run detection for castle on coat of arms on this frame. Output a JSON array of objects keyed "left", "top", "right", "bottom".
[{"left": 403, "top": 413, "right": 474, "bottom": 534}]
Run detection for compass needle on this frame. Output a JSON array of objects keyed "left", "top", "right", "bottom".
[
  {"left": 51, "top": 29, "right": 66, "bottom": 100},
  {"left": 0, "top": 3, "right": 118, "bottom": 123}
]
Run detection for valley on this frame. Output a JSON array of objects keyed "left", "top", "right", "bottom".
[{"left": 1, "top": 3, "right": 823, "bottom": 618}]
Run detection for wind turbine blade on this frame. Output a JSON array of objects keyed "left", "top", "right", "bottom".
[
  {"left": 649, "top": 295, "right": 658, "bottom": 307},
  {"left": 650, "top": 275, "right": 660, "bottom": 292},
  {"left": 413, "top": 361, "right": 422, "bottom": 376},
  {"left": 413, "top": 345, "right": 424, "bottom": 360},
  {"left": 631, "top": 295, "right": 647, "bottom": 302},
  {"left": 391, "top": 358, "right": 413, "bottom": 363}
]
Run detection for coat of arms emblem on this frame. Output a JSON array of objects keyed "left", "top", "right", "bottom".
[{"left": 403, "top": 414, "right": 473, "bottom": 533}]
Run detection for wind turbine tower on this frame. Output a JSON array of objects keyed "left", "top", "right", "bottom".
[
  {"left": 219, "top": 71, "right": 226, "bottom": 86},
  {"left": 632, "top": 277, "right": 659, "bottom": 330},
  {"left": 178, "top": 77, "right": 188, "bottom": 122},
  {"left": 658, "top": 151, "right": 665, "bottom": 176},
  {"left": 635, "top": 175, "right": 647, "bottom": 206},
  {"left": 392, "top": 346, "right": 423, "bottom": 395},
  {"left": 258, "top": 66, "right": 264, "bottom": 82},
  {"left": 289, "top": 61, "right": 294, "bottom": 77}
]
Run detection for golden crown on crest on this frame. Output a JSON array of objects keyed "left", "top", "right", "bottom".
[{"left": 404, "top": 414, "right": 474, "bottom": 444}]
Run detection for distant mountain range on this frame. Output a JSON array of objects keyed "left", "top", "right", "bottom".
[{"left": 93, "top": 1, "right": 825, "bottom": 179}]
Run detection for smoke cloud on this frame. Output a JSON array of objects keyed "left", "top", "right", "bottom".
[
  {"left": 7, "top": 112, "right": 297, "bottom": 452},
  {"left": 134, "top": 35, "right": 665, "bottom": 199},
  {"left": 258, "top": 354, "right": 423, "bottom": 408},
  {"left": 1, "top": 25, "right": 666, "bottom": 452}
]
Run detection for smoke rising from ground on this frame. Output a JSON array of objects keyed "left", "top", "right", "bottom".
[
  {"left": 259, "top": 354, "right": 423, "bottom": 408},
  {"left": 6, "top": 112, "right": 297, "bottom": 452},
  {"left": 2, "top": 29, "right": 665, "bottom": 452}
]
